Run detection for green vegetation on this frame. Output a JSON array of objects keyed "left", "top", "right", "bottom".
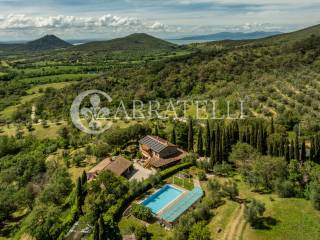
[
  {"left": 130, "top": 203, "right": 153, "bottom": 222},
  {"left": 166, "top": 173, "right": 194, "bottom": 190},
  {"left": 244, "top": 199, "right": 266, "bottom": 227},
  {"left": 1, "top": 25, "right": 320, "bottom": 240}
]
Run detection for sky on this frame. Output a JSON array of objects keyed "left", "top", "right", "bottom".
[{"left": 0, "top": 0, "right": 320, "bottom": 41}]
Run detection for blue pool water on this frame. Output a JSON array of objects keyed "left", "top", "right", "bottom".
[{"left": 142, "top": 185, "right": 183, "bottom": 214}]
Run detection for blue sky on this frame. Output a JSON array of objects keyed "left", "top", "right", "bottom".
[{"left": 0, "top": 0, "right": 320, "bottom": 40}]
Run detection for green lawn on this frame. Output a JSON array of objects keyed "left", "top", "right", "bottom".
[
  {"left": 119, "top": 216, "right": 171, "bottom": 240},
  {"left": 208, "top": 175, "right": 320, "bottom": 240},
  {"left": 166, "top": 173, "right": 194, "bottom": 190},
  {"left": 243, "top": 198, "right": 320, "bottom": 240},
  {"left": 208, "top": 200, "right": 239, "bottom": 240}
]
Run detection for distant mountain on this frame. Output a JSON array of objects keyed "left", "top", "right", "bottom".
[
  {"left": 73, "top": 33, "right": 177, "bottom": 52},
  {"left": 256, "top": 24, "right": 320, "bottom": 45},
  {"left": 0, "top": 35, "right": 71, "bottom": 53},
  {"left": 25, "top": 35, "right": 71, "bottom": 51},
  {"left": 178, "top": 31, "right": 282, "bottom": 41}
]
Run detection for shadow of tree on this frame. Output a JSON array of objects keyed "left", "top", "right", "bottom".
[{"left": 253, "top": 216, "right": 280, "bottom": 230}]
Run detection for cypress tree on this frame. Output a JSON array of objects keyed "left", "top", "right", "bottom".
[
  {"left": 249, "top": 128, "right": 254, "bottom": 146},
  {"left": 154, "top": 123, "right": 159, "bottom": 136},
  {"left": 301, "top": 140, "right": 306, "bottom": 163},
  {"left": 81, "top": 171, "right": 87, "bottom": 197},
  {"left": 210, "top": 137, "right": 215, "bottom": 167},
  {"left": 205, "top": 120, "right": 211, "bottom": 157},
  {"left": 279, "top": 137, "right": 285, "bottom": 157},
  {"left": 197, "top": 127, "right": 204, "bottom": 156},
  {"left": 294, "top": 135, "right": 300, "bottom": 161},
  {"left": 285, "top": 141, "right": 290, "bottom": 162},
  {"left": 215, "top": 125, "right": 220, "bottom": 163},
  {"left": 98, "top": 216, "right": 105, "bottom": 240},
  {"left": 76, "top": 177, "right": 83, "bottom": 215},
  {"left": 81, "top": 170, "right": 87, "bottom": 186},
  {"left": 270, "top": 117, "right": 274, "bottom": 134},
  {"left": 315, "top": 134, "right": 320, "bottom": 163},
  {"left": 221, "top": 129, "right": 227, "bottom": 162},
  {"left": 290, "top": 140, "right": 294, "bottom": 161},
  {"left": 257, "top": 127, "right": 263, "bottom": 153},
  {"left": 76, "top": 177, "right": 82, "bottom": 200},
  {"left": 267, "top": 138, "right": 272, "bottom": 156},
  {"left": 171, "top": 126, "right": 176, "bottom": 144},
  {"left": 310, "top": 137, "right": 315, "bottom": 161},
  {"left": 188, "top": 118, "right": 194, "bottom": 152},
  {"left": 93, "top": 222, "right": 99, "bottom": 240},
  {"left": 271, "top": 142, "right": 276, "bottom": 156}
]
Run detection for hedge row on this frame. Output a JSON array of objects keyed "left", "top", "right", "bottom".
[{"left": 103, "top": 161, "right": 193, "bottom": 222}]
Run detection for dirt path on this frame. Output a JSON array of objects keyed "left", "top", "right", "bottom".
[{"left": 223, "top": 203, "right": 246, "bottom": 240}]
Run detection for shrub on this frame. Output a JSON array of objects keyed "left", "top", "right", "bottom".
[
  {"left": 310, "top": 183, "right": 320, "bottom": 211},
  {"left": 207, "top": 178, "right": 221, "bottom": 192},
  {"left": 131, "top": 203, "right": 153, "bottom": 222},
  {"left": 222, "top": 180, "right": 239, "bottom": 200},
  {"left": 275, "top": 179, "right": 296, "bottom": 198},
  {"left": 197, "top": 170, "right": 207, "bottom": 181},
  {"left": 188, "top": 221, "right": 210, "bottom": 240},
  {"left": 212, "top": 162, "right": 233, "bottom": 176},
  {"left": 244, "top": 198, "right": 266, "bottom": 227},
  {"left": 134, "top": 225, "right": 149, "bottom": 240}
]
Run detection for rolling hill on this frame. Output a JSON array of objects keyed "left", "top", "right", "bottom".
[
  {"left": 72, "top": 33, "right": 178, "bottom": 52},
  {"left": 2, "top": 24, "right": 320, "bottom": 128},
  {"left": 258, "top": 24, "right": 320, "bottom": 45},
  {"left": 28, "top": 23, "right": 320, "bottom": 126},
  {"left": 178, "top": 31, "right": 282, "bottom": 41},
  {"left": 0, "top": 34, "right": 72, "bottom": 53},
  {"left": 24, "top": 35, "right": 72, "bottom": 51}
]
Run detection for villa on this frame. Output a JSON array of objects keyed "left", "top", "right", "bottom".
[
  {"left": 139, "top": 135, "right": 187, "bottom": 170},
  {"left": 87, "top": 156, "right": 133, "bottom": 180}
]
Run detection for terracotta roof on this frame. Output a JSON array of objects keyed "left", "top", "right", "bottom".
[
  {"left": 150, "top": 157, "right": 181, "bottom": 168},
  {"left": 106, "top": 156, "right": 133, "bottom": 176},
  {"left": 88, "top": 156, "right": 132, "bottom": 176},
  {"left": 88, "top": 158, "right": 111, "bottom": 174},
  {"left": 139, "top": 135, "right": 175, "bottom": 153}
]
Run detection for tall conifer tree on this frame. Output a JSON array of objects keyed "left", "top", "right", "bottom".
[
  {"left": 301, "top": 140, "right": 306, "bottom": 163},
  {"left": 197, "top": 127, "right": 204, "bottom": 156},
  {"left": 171, "top": 126, "right": 176, "bottom": 144},
  {"left": 294, "top": 135, "right": 300, "bottom": 161},
  {"left": 93, "top": 222, "right": 99, "bottom": 240},
  {"left": 290, "top": 140, "right": 294, "bottom": 161},
  {"left": 205, "top": 120, "right": 211, "bottom": 157},
  {"left": 188, "top": 118, "right": 194, "bottom": 152},
  {"left": 98, "top": 216, "right": 105, "bottom": 240},
  {"left": 270, "top": 117, "right": 275, "bottom": 134}
]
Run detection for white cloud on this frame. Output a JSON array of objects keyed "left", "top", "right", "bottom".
[
  {"left": 174, "top": 0, "right": 320, "bottom": 5},
  {"left": 0, "top": 14, "right": 170, "bottom": 32}
]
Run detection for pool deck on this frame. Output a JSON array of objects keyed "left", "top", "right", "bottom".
[
  {"left": 138, "top": 183, "right": 203, "bottom": 226},
  {"left": 156, "top": 187, "right": 189, "bottom": 216}
]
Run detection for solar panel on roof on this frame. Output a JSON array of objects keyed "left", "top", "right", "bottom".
[{"left": 139, "top": 136, "right": 167, "bottom": 153}]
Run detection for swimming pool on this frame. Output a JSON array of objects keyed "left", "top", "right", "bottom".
[{"left": 142, "top": 185, "right": 183, "bottom": 214}]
